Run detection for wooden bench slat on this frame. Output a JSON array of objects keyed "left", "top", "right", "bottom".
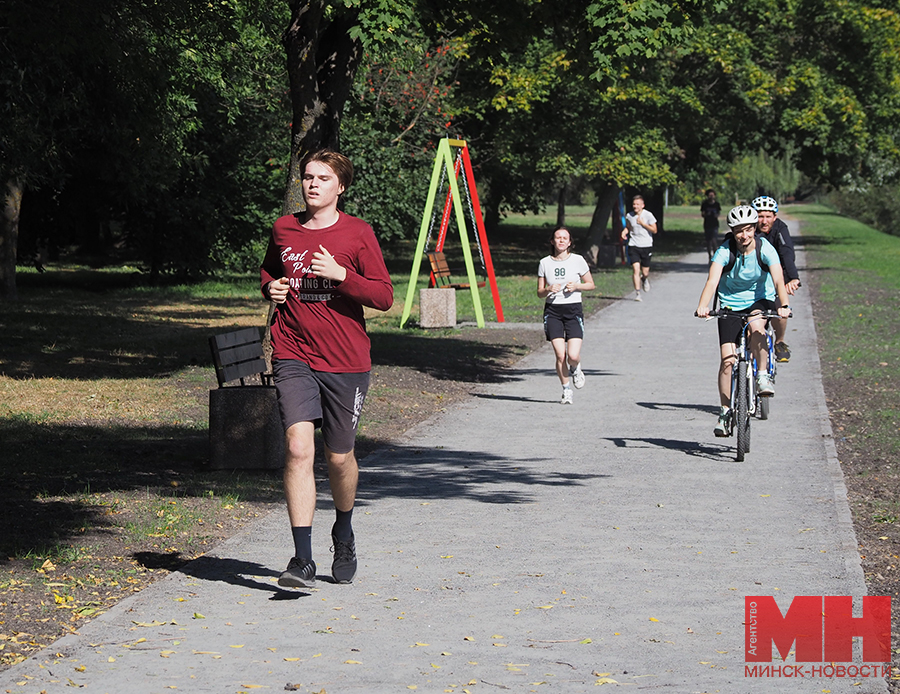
[
  {"left": 212, "top": 326, "right": 262, "bottom": 350},
  {"left": 218, "top": 357, "right": 269, "bottom": 385},
  {"left": 217, "top": 342, "right": 264, "bottom": 366}
]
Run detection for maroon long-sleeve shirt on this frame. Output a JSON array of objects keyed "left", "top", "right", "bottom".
[{"left": 260, "top": 211, "right": 393, "bottom": 373}]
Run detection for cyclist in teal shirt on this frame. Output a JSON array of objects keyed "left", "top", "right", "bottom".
[{"left": 696, "top": 205, "right": 791, "bottom": 437}]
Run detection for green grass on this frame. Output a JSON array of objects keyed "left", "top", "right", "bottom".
[
  {"left": 789, "top": 202, "right": 900, "bottom": 458},
  {"left": 790, "top": 204, "right": 900, "bottom": 377}
]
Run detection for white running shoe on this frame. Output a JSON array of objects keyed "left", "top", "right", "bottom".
[
  {"left": 642, "top": 277, "right": 651, "bottom": 292},
  {"left": 757, "top": 373, "right": 775, "bottom": 396},
  {"left": 634, "top": 291, "right": 642, "bottom": 302},
  {"left": 560, "top": 388, "right": 573, "bottom": 405},
  {"left": 570, "top": 365, "right": 585, "bottom": 389}
]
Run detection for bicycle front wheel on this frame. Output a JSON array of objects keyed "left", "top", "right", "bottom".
[{"left": 735, "top": 362, "right": 750, "bottom": 461}]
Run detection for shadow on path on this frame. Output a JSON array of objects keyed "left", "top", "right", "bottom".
[
  {"left": 132, "top": 552, "right": 315, "bottom": 599},
  {"left": 604, "top": 436, "right": 734, "bottom": 461},
  {"left": 360, "top": 443, "right": 611, "bottom": 504},
  {"left": 636, "top": 401, "right": 720, "bottom": 415}
]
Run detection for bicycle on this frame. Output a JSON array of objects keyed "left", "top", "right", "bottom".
[{"left": 702, "top": 309, "right": 786, "bottom": 461}]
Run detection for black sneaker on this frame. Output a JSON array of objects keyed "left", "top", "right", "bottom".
[
  {"left": 775, "top": 341, "right": 791, "bottom": 362},
  {"left": 278, "top": 557, "right": 316, "bottom": 589},
  {"left": 331, "top": 529, "right": 357, "bottom": 584}
]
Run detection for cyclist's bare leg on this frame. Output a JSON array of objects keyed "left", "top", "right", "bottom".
[
  {"left": 747, "top": 314, "right": 770, "bottom": 368},
  {"left": 771, "top": 317, "right": 787, "bottom": 344},
  {"left": 718, "top": 344, "right": 737, "bottom": 407},
  {"left": 551, "top": 337, "right": 570, "bottom": 386}
]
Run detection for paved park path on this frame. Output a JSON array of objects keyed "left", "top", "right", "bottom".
[{"left": 2, "top": 223, "right": 888, "bottom": 693}]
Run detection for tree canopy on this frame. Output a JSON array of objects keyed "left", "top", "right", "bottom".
[{"left": 3, "top": 0, "right": 900, "bottom": 297}]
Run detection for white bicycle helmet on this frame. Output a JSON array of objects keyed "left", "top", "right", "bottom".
[
  {"left": 751, "top": 195, "right": 778, "bottom": 213},
  {"left": 727, "top": 205, "right": 759, "bottom": 228}
]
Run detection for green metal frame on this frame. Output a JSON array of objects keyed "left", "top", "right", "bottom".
[{"left": 399, "top": 139, "right": 485, "bottom": 328}]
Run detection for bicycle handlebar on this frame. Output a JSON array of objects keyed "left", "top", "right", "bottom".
[{"left": 696, "top": 309, "right": 792, "bottom": 320}]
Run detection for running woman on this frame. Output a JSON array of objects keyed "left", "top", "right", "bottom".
[
  {"left": 695, "top": 205, "right": 791, "bottom": 437},
  {"left": 537, "top": 227, "right": 595, "bottom": 404},
  {"left": 261, "top": 149, "right": 393, "bottom": 589}
]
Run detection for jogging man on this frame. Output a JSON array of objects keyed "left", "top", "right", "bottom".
[
  {"left": 751, "top": 195, "right": 800, "bottom": 362},
  {"left": 695, "top": 205, "right": 791, "bottom": 437},
  {"left": 261, "top": 149, "right": 393, "bottom": 589},
  {"left": 700, "top": 188, "right": 722, "bottom": 261},
  {"left": 622, "top": 194, "right": 658, "bottom": 301}
]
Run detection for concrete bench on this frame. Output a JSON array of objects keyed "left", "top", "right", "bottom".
[{"left": 208, "top": 327, "right": 284, "bottom": 469}]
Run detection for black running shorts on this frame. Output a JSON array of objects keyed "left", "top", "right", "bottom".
[
  {"left": 543, "top": 302, "right": 585, "bottom": 342},
  {"left": 272, "top": 359, "right": 370, "bottom": 454},
  {"left": 628, "top": 246, "right": 653, "bottom": 268}
]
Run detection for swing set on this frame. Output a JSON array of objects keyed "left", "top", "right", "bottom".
[{"left": 399, "top": 138, "right": 504, "bottom": 328}]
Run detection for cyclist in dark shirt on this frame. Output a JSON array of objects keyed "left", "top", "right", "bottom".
[{"left": 751, "top": 196, "right": 800, "bottom": 362}]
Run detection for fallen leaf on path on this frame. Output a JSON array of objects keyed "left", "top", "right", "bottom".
[
  {"left": 595, "top": 677, "right": 618, "bottom": 685},
  {"left": 132, "top": 620, "right": 166, "bottom": 627}
]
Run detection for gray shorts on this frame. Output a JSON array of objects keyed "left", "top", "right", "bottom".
[{"left": 272, "top": 359, "right": 370, "bottom": 454}]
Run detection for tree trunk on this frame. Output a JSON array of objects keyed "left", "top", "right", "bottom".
[
  {"left": 585, "top": 181, "right": 619, "bottom": 265},
  {"left": 556, "top": 183, "right": 566, "bottom": 227},
  {"left": 282, "top": 0, "right": 362, "bottom": 215},
  {"left": 0, "top": 179, "right": 23, "bottom": 301}
]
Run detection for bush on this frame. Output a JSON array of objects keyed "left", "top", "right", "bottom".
[{"left": 829, "top": 186, "right": 900, "bottom": 237}]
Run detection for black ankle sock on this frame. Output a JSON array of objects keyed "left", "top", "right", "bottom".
[
  {"left": 291, "top": 526, "right": 312, "bottom": 560},
  {"left": 333, "top": 508, "right": 354, "bottom": 541}
]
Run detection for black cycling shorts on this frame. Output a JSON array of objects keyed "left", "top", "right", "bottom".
[{"left": 717, "top": 299, "right": 777, "bottom": 346}]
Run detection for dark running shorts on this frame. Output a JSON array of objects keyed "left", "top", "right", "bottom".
[
  {"left": 272, "top": 359, "right": 370, "bottom": 454},
  {"left": 628, "top": 246, "right": 653, "bottom": 268},
  {"left": 543, "top": 302, "right": 585, "bottom": 341},
  {"left": 717, "top": 299, "right": 778, "bottom": 346}
]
